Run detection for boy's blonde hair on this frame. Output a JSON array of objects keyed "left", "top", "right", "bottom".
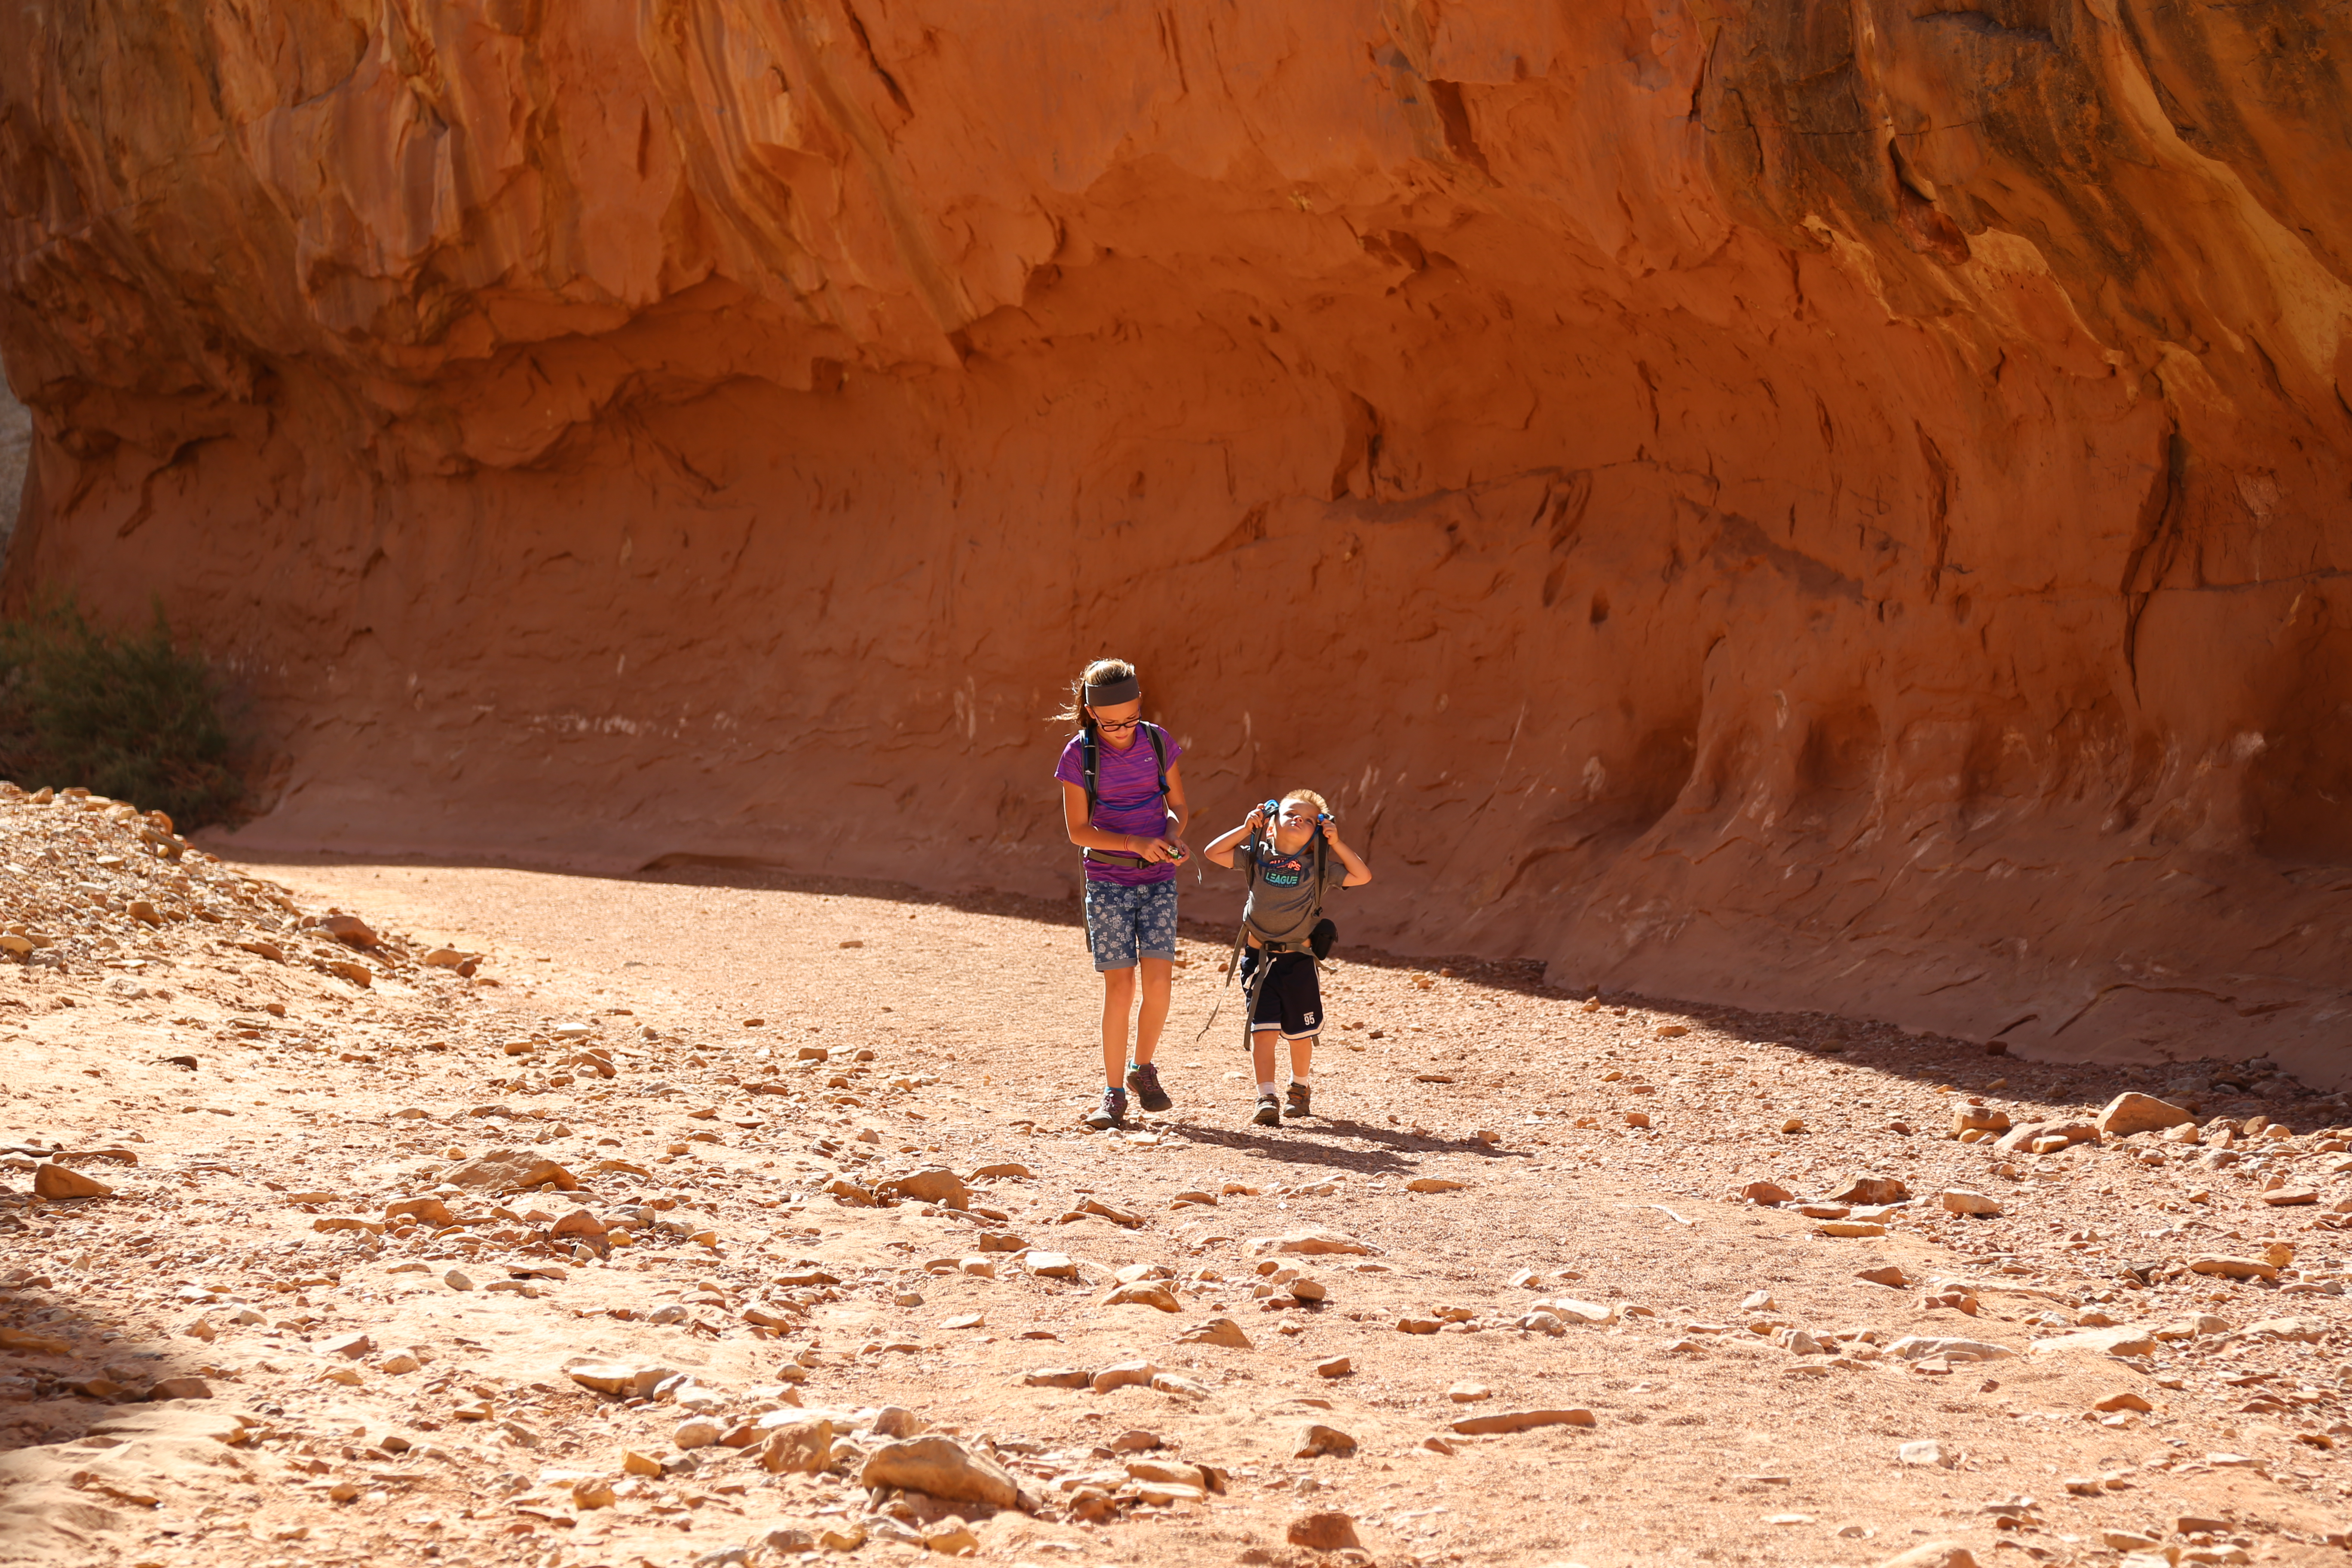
[{"left": 1281, "top": 789, "right": 1331, "bottom": 817}]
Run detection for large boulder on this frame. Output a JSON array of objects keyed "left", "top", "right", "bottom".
[
  {"left": 2096, "top": 1093, "right": 2194, "bottom": 1136},
  {"left": 441, "top": 1150, "right": 579, "bottom": 1192},
  {"left": 860, "top": 1436, "right": 1020, "bottom": 1508}
]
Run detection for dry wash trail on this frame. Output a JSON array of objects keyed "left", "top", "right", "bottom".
[{"left": 4, "top": 785, "right": 2352, "bottom": 1568}]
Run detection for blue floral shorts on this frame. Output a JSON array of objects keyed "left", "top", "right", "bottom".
[{"left": 1084, "top": 879, "right": 1178, "bottom": 971}]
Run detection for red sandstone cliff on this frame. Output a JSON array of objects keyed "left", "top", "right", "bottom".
[{"left": 2, "top": 2, "right": 2348, "bottom": 1075}]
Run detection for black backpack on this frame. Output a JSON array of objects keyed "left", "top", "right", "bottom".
[
  {"left": 1078, "top": 722, "right": 1168, "bottom": 813},
  {"left": 1077, "top": 723, "right": 1170, "bottom": 866}
]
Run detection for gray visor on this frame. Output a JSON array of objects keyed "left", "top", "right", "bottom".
[{"left": 1084, "top": 674, "right": 1141, "bottom": 707}]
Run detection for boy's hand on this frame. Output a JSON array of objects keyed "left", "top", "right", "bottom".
[
  {"left": 1244, "top": 806, "right": 1266, "bottom": 833},
  {"left": 1320, "top": 819, "right": 1342, "bottom": 847}
]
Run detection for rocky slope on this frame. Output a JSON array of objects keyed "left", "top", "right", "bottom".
[{"left": 0, "top": 4, "right": 2347, "bottom": 1074}]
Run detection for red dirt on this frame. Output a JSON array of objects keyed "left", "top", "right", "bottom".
[{"left": 6, "top": 787, "right": 2352, "bottom": 1565}]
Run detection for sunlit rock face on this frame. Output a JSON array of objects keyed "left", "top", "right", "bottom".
[{"left": 3, "top": 2, "right": 2347, "bottom": 1072}]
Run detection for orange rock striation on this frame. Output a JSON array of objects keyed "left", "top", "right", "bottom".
[{"left": 0, "top": 4, "right": 2348, "bottom": 1073}]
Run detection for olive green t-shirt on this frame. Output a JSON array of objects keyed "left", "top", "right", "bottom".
[{"left": 1237, "top": 835, "right": 1347, "bottom": 946}]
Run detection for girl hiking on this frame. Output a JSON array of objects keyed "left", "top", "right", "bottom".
[{"left": 1052, "top": 658, "right": 1191, "bottom": 1130}]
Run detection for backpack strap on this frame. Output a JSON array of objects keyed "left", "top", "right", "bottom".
[
  {"left": 1142, "top": 722, "right": 1169, "bottom": 802},
  {"left": 1079, "top": 723, "right": 1170, "bottom": 819}
]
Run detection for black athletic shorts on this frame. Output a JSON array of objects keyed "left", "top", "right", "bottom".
[{"left": 1239, "top": 948, "right": 1323, "bottom": 1040}]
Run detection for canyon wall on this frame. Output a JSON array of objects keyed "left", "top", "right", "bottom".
[{"left": 3, "top": 1, "right": 2349, "bottom": 1075}]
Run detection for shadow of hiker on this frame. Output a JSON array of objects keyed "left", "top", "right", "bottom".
[{"left": 1163, "top": 1117, "right": 1527, "bottom": 1172}]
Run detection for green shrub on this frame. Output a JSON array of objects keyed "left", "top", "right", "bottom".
[{"left": 0, "top": 597, "right": 244, "bottom": 828}]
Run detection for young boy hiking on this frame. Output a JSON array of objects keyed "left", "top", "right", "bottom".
[
  {"left": 1204, "top": 791, "right": 1372, "bottom": 1126},
  {"left": 1052, "top": 658, "right": 1190, "bottom": 1131}
]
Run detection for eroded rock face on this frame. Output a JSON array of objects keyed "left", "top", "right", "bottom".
[{"left": 0, "top": 4, "right": 2347, "bottom": 1072}]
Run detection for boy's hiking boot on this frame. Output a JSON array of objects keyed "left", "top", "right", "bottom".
[
  {"left": 1283, "top": 1081, "right": 1312, "bottom": 1119},
  {"left": 1125, "top": 1061, "right": 1172, "bottom": 1114},
  {"left": 1251, "top": 1092, "right": 1281, "bottom": 1128},
  {"left": 1084, "top": 1086, "right": 1128, "bottom": 1131}
]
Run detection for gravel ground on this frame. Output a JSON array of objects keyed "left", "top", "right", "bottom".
[{"left": 2, "top": 784, "right": 2351, "bottom": 1568}]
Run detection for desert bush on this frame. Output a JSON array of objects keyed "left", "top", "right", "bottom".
[{"left": 0, "top": 597, "right": 243, "bottom": 828}]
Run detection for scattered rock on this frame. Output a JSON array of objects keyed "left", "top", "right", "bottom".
[
  {"left": 1449, "top": 1409, "right": 1596, "bottom": 1435},
  {"left": 1288, "top": 1277, "right": 1327, "bottom": 1303},
  {"left": 2188, "top": 1256, "right": 2279, "bottom": 1282},
  {"left": 878, "top": 1168, "right": 970, "bottom": 1208},
  {"left": 1286, "top": 1512, "right": 1363, "bottom": 1550},
  {"left": 1447, "top": 1382, "right": 1492, "bottom": 1403},
  {"left": 1950, "top": 1106, "right": 2011, "bottom": 1137},
  {"left": 1252, "top": 1229, "right": 1381, "bottom": 1256},
  {"left": 1825, "top": 1174, "right": 1909, "bottom": 1204},
  {"left": 1734, "top": 1180, "right": 1793, "bottom": 1205},
  {"left": 1856, "top": 1266, "right": 1911, "bottom": 1287},
  {"left": 2092, "top": 1391, "right": 2153, "bottom": 1413},
  {"left": 1102, "top": 1282, "right": 1180, "bottom": 1312},
  {"left": 1898, "top": 1439, "right": 1951, "bottom": 1467},
  {"left": 1090, "top": 1360, "right": 1158, "bottom": 1393},
  {"left": 1314, "top": 1357, "right": 1352, "bottom": 1378},
  {"left": 568, "top": 1363, "right": 672, "bottom": 1398},
  {"left": 759, "top": 1417, "right": 835, "bottom": 1474},
  {"left": 1939, "top": 1189, "right": 2001, "bottom": 1216},
  {"left": 860, "top": 1436, "right": 1021, "bottom": 1508},
  {"left": 2261, "top": 1188, "right": 2318, "bottom": 1207},
  {"left": 441, "top": 1149, "right": 579, "bottom": 1192},
  {"left": 1992, "top": 1119, "right": 2096, "bottom": 1155},
  {"left": 1884, "top": 1336, "right": 2015, "bottom": 1363},
  {"left": 2029, "top": 1326, "right": 2160, "bottom": 1358},
  {"left": 319, "top": 1331, "right": 372, "bottom": 1359},
  {"left": 1878, "top": 1546, "right": 1977, "bottom": 1568},
  {"left": 1293, "top": 1423, "right": 1357, "bottom": 1458},
  {"left": 1177, "top": 1318, "right": 1253, "bottom": 1350},
  {"left": 150, "top": 1375, "right": 212, "bottom": 1399},
  {"left": 1022, "top": 1369, "right": 1092, "bottom": 1389},
  {"left": 33, "top": 1162, "right": 112, "bottom": 1199},
  {"left": 2096, "top": 1093, "right": 2193, "bottom": 1136},
  {"left": 1813, "top": 1220, "right": 1886, "bottom": 1238},
  {"left": 1406, "top": 1178, "right": 1465, "bottom": 1193},
  {"left": 1026, "top": 1252, "right": 1079, "bottom": 1279}
]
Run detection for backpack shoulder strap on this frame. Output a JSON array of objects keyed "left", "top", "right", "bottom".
[
  {"left": 1079, "top": 730, "right": 1099, "bottom": 814},
  {"left": 1143, "top": 723, "right": 1169, "bottom": 800}
]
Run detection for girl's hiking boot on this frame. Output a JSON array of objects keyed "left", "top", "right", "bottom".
[
  {"left": 1125, "top": 1061, "right": 1172, "bottom": 1113},
  {"left": 1084, "top": 1087, "right": 1128, "bottom": 1131},
  {"left": 1251, "top": 1092, "right": 1281, "bottom": 1127},
  {"left": 1283, "top": 1082, "right": 1312, "bottom": 1119}
]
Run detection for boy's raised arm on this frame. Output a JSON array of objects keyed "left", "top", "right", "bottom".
[
  {"left": 1324, "top": 821, "right": 1374, "bottom": 887},
  {"left": 1202, "top": 807, "right": 1262, "bottom": 869}
]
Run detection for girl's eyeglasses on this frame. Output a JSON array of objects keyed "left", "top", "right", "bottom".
[{"left": 1094, "top": 716, "right": 1144, "bottom": 732}]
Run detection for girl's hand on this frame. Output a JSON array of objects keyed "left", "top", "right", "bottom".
[{"left": 1130, "top": 834, "right": 1179, "bottom": 863}]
